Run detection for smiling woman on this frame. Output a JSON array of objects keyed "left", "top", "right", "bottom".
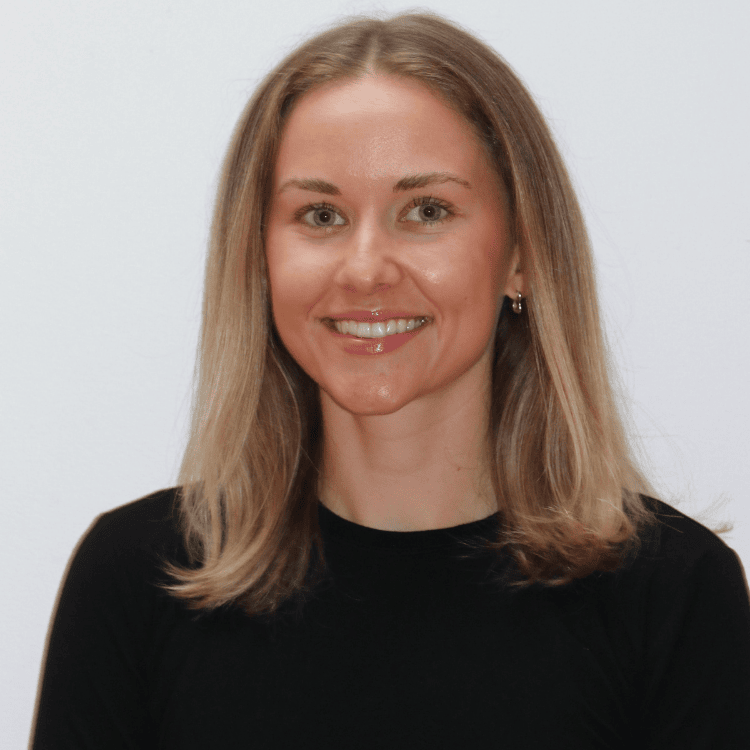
[
  {"left": 32, "top": 10, "right": 750, "bottom": 750},
  {"left": 265, "top": 73, "right": 523, "bottom": 530}
]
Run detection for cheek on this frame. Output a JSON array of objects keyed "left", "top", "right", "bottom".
[
  {"left": 432, "top": 236, "right": 507, "bottom": 318},
  {"left": 266, "top": 231, "right": 327, "bottom": 320}
]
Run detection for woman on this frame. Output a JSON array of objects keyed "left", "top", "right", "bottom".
[{"left": 32, "top": 11, "right": 750, "bottom": 749}]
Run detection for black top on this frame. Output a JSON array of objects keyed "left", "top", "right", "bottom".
[{"left": 32, "top": 488, "right": 750, "bottom": 749}]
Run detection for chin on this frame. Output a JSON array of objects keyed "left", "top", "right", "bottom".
[{"left": 320, "top": 381, "right": 412, "bottom": 417}]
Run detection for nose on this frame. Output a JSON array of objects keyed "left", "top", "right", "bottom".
[{"left": 333, "top": 216, "right": 401, "bottom": 295}]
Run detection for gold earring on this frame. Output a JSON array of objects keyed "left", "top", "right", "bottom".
[{"left": 512, "top": 291, "right": 523, "bottom": 314}]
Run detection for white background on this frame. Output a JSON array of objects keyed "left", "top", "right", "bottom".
[{"left": 3, "top": 1, "right": 748, "bottom": 745}]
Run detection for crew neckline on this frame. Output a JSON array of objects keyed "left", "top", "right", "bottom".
[{"left": 317, "top": 498, "right": 502, "bottom": 552}]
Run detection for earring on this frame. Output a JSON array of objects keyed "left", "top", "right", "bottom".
[{"left": 512, "top": 291, "right": 523, "bottom": 314}]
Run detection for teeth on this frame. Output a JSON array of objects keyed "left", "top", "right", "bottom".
[{"left": 333, "top": 317, "right": 428, "bottom": 338}]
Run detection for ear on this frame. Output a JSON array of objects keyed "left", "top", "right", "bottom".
[{"left": 503, "top": 244, "right": 525, "bottom": 299}]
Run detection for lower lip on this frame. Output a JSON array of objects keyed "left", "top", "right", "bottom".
[{"left": 323, "top": 321, "right": 429, "bottom": 355}]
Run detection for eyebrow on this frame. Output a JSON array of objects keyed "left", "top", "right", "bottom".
[{"left": 277, "top": 171, "right": 472, "bottom": 196}]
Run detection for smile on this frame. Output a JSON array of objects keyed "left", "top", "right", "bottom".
[{"left": 327, "top": 317, "right": 430, "bottom": 338}]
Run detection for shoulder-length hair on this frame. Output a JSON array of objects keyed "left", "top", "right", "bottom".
[{"left": 164, "top": 10, "right": 669, "bottom": 616}]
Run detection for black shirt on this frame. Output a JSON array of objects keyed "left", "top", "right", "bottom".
[{"left": 32, "top": 488, "right": 750, "bottom": 749}]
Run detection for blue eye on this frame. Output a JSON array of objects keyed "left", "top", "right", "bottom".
[
  {"left": 403, "top": 199, "right": 451, "bottom": 225},
  {"left": 299, "top": 203, "right": 346, "bottom": 229},
  {"left": 294, "top": 195, "right": 455, "bottom": 232}
]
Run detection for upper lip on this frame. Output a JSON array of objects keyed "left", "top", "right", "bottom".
[{"left": 323, "top": 310, "right": 431, "bottom": 322}]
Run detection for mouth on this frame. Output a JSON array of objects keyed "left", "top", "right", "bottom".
[
  {"left": 322, "top": 315, "right": 430, "bottom": 356},
  {"left": 323, "top": 316, "right": 431, "bottom": 339}
]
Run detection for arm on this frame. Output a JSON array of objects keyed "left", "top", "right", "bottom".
[
  {"left": 31, "top": 512, "right": 159, "bottom": 750},
  {"left": 638, "top": 542, "right": 750, "bottom": 748}
]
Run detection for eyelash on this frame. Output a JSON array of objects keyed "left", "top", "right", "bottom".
[{"left": 293, "top": 195, "right": 455, "bottom": 232}]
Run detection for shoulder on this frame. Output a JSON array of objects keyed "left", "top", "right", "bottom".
[
  {"left": 637, "top": 496, "right": 745, "bottom": 578},
  {"left": 68, "top": 487, "right": 188, "bottom": 597},
  {"left": 624, "top": 496, "right": 749, "bottom": 629},
  {"left": 89, "top": 486, "right": 183, "bottom": 555}
]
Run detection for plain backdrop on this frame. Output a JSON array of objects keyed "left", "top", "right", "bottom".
[{"left": 3, "top": 0, "right": 748, "bottom": 745}]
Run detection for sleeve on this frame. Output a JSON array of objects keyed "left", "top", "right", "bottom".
[
  {"left": 31, "top": 512, "right": 159, "bottom": 750},
  {"left": 638, "top": 541, "right": 750, "bottom": 748}
]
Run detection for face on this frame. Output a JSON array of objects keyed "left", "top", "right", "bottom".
[{"left": 265, "top": 73, "right": 522, "bottom": 416}]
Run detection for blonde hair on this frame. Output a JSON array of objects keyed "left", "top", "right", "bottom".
[{"left": 164, "top": 11, "right": 694, "bottom": 616}]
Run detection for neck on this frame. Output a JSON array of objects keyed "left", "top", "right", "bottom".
[{"left": 317, "top": 380, "right": 497, "bottom": 532}]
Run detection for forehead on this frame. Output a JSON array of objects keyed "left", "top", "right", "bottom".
[{"left": 274, "top": 74, "right": 494, "bottom": 189}]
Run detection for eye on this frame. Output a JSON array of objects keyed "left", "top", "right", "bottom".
[
  {"left": 296, "top": 202, "right": 346, "bottom": 231},
  {"left": 402, "top": 196, "right": 453, "bottom": 226}
]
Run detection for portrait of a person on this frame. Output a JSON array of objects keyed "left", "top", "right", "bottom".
[{"left": 31, "top": 11, "right": 750, "bottom": 749}]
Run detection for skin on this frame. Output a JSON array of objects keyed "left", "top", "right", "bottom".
[{"left": 265, "top": 73, "right": 524, "bottom": 531}]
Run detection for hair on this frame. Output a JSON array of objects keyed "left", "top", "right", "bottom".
[{"left": 162, "top": 10, "right": 728, "bottom": 617}]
